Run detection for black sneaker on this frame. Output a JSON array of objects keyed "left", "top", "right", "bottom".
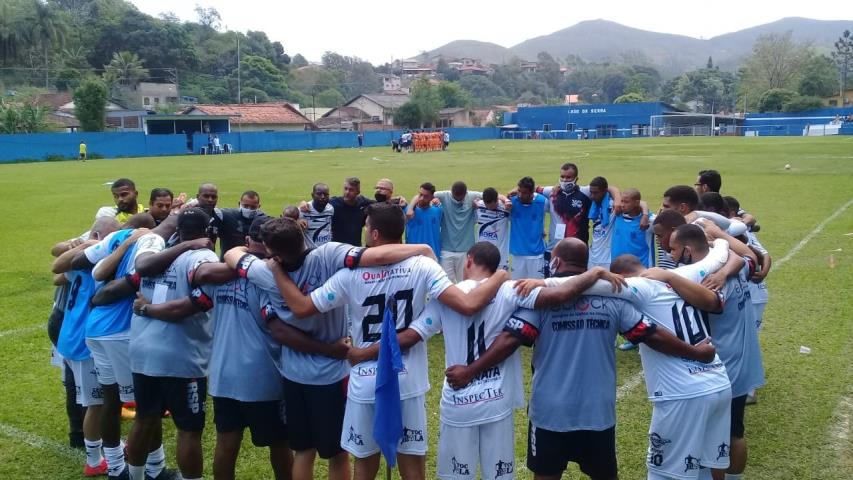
[
  {"left": 108, "top": 466, "right": 130, "bottom": 480},
  {"left": 145, "top": 468, "right": 181, "bottom": 480}
]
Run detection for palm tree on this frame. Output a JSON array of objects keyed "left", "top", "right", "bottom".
[
  {"left": 104, "top": 51, "right": 149, "bottom": 87},
  {"left": 0, "top": 3, "right": 29, "bottom": 67},
  {"left": 29, "top": 1, "right": 69, "bottom": 87}
]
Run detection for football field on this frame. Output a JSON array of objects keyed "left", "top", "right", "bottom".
[{"left": 0, "top": 136, "right": 851, "bottom": 479}]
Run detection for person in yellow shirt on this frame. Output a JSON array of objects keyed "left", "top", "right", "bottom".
[
  {"left": 79, "top": 141, "right": 87, "bottom": 160},
  {"left": 95, "top": 178, "right": 145, "bottom": 223}
]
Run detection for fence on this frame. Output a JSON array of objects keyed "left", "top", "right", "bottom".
[{"left": 0, "top": 127, "right": 499, "bottom": 163}]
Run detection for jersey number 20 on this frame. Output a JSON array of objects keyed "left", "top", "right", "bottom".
[{"left": 361, "top": 289, "right": 414, "bottom": 342}]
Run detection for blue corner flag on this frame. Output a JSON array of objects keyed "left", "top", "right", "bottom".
[{"left": 373, "top": 297, "right": 404, "bottom": 467}]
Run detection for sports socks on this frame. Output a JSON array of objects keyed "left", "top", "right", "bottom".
[
  {"left": 128, "top": 464, "right": 145, "bottom": 480},
  {"left": 724, "top": 475, "right": 743, "bottom": 480},
  {"left": 84, "top": 438, "right": 104, "bottom": 467},
  {"left": 103, "top": 442, "right": 126, "bottom": 476},
  {"left": 145, "top": 445, "right": 166, "bottom": 478}
]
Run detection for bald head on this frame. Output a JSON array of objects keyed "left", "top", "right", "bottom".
[
  {"left": 90, "top": 217, "right": 120, "bottom": 241},
  {"left": 551, "top": 238, "right": 589, "bottom": 273},
  {"left": 197, "top": 183, "right": 219, "bottom": 213},
  {"left": 610, "top": 254, "right": 644, "bottom": 276},
  {"left": 124, "top": 212, "right": 156, "bottom": 229}
]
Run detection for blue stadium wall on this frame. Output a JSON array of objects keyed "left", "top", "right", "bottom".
[
  {"left": 508, "top": 102, "right": 676, "bottom": 138},
  {"left": 743, "top": 107, "right": 853, "bottom": 136},
  {"left": 0, "top": 127, "right": 499, "bottom": 163}
]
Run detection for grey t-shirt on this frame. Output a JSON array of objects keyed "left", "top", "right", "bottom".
[
  {"left": 435, "top": 190, "right": 482, "bottom": 253},
  {"left": 506, "top": 295, "right": 653, "bottom": 432},
  {"left": 239, "top": 242, "right": 356, "bottom": 385},
  {"left": 130, "top": 248, "right": 219, "bottom": 378},
  {"left": 202, "top": 277, "right": 283, "bottom": 401}
]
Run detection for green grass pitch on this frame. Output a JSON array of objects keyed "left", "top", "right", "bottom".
[{"left": 0, "top": 136, "right": 851, "bottom": 479}]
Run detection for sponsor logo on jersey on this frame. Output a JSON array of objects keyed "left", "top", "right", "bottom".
[
  {"left": 716, "top": 443, "right": 730, "bottom": 461},
  {"left": 495, "top": 459, "right": 514, "bottom": 477},
  {"left": 347, "top": 426, "right": 364, "bottom": 446},
  {"left": 401, "top": 427, "right": 423, "bottom": 444},
  {"left": 451, "top": 457, "right": 470, "bottom": 475},
  {"left": 684, "top": 455, "right": 702, "bottom": 472},
  {"left": 361, "top": 266, "right": 413, "bottom": 282},
  {"left": 480, "top": 230, "right": 499, "bottom": 240},
  {"left": 451, "top": 387, "right": 504, "bottom": 406},
  {"left": 648, "top": 432, "right": 671, "bottom": 467}
]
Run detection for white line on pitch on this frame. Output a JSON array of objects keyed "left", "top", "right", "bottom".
[
  {"left": 775, "top": 198, "right": 853, "bottom": 267},
  {"left": 0, "top": 325, "right": 41, "bottom": 339},
  {"left": 0, "top": 422, "right": 83, "bottom": 460},
  {"left": 616, "top": 197, "right": 852, "bottom": 401}
]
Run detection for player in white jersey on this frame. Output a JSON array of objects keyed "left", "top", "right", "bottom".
[
  {"left": 587, "top": 176, "right": 618, "bottom": 270},
  {"left": 300, "top": 183, "right": 335, "bottom": 248},
  {"left": 266, "top": 203, "right": 510, "bottom": 480},
  {"left": 649, "top": 224, "right": 763, "bottom": 480},
  {"left": 344, "top": 242, "right": 529, "bottom": 479},
  {"left": 223, "top": 215, "right": 436, "bottom": 480},
  {"left": 475, "top": 188, "right": 511, "bottom": 270}
]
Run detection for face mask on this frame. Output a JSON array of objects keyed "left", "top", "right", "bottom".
[
  {"left": 678, "top": 251, "right": 692, "bottom": 265},
  {"left": 240, "top": 207, "right": 256, "bottom": 219},
  {"left": 374, "top": 192, "right": 389, "bottom": 202},
  {"left": 548, "top": 257, "right": 559, "bottom": 276},
  {"left": 560, "top": 181, "right": 576, "bottom": 193}
]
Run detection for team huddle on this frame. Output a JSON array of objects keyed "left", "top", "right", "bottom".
[{"left": 47, "top": 165, "right": 770, "bottom": 480}]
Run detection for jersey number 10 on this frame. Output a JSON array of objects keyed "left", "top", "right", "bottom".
[{"left": 671, "top": 302, "right": 710, "bottom": 346}]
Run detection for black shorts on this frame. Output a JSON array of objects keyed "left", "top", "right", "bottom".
[
  {"left": 283, "top": 376, "right": 347, "bottom": 458},
  {"left": 731, "top": 394, "right": 747, "bottom": 438},
  {"left": 213, "top": 397, "right": 287, "bottom": 447},
  {"left": 133, "top": 373, "right": 207, "bottom": 432},
  {"left": 527, "top": 423, "right": 617, "bottom": 478}
]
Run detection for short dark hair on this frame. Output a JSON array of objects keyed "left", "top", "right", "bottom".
[
  {"left": 700, "top": 192, "right": 727, "bottom": 216},
  {"left": 451, "top": 181, "right": 467, "bottom": 197},
  {"left": 260, "top": 217, "right": 304, "bottom": 254},
  {"left": 467, "top": 242, "right": 500, "bottom": 273},
  {"left": 653, "top": 209, "right": 687, "bottom": 229},
  {"left": 112, "top": 178, "right": 135, "bottom": 190},
  {"left": 345, "top": 177, "right": 361, "bottom": 188},
  {"left": 673, "top": 224, "right": 708, "bottom": 251},
  {"left": 149, "top": 188, "right": 173, "bottom": 203},
  {"left": 663, "top": 185, "right": 699, "bottom": 211},
  {"left": 125, "top": 212, "right": 157, "bottom": 229},
  {"left": 590, "top": 176, "right": 608, "bottom": 190},
  {"left": 482, "top": 187, "right": 498, "bottom": 204},
  {"left": 177, "top": 207, "right": 210, "bottom": 235},
  {"left": 419, "top": 182, "right": 436, "bottom": 194},
  {"left": 560, "top": 163, "right": 578, "bottom": 175},
  {"left": 241, "top": 190, "right": 260, "bottom": 201},
  {"left": 517, "top": 176, "right": 535, "bottom": 191},
  {"left": 723, "top": 196, "right": 741, "bottom": 214},
  {"left": 366, "top": 202, "right": 405, "bottom": 241},
  {"left": 698, "top": 170, "right": 722, "bottom": 192},
  {"left": 610, "top": 254, "right": 644, "bottom": 275}
]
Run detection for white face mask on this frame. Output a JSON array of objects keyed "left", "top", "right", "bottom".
[
  {"left": 239, "top": 206, "right": 256, "bottom": 219},
  {"left": 548, "top": 257, "right": 559, "bottom": 276},
  {"left": 560, "top": 180, "right": 576, "bottom": 193}
]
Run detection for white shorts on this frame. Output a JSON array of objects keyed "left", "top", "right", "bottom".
[
  {"left": 511, "top": 255, "right": 544, "bottom": 280},
  {"left": 341, "top": 395, "right": 427, "bottom": 458},
  {"left": 753, "top": 303, "right": 766, "bottom": 331},
  {"left": 437, "top": 415, "right": 516, "bottom": 480},
  {"left": 647, "top": 388, "right": 731, "bottom": 479},
  {"left": 440, "top": 251, "right": 467, "bottom": 284},
  {"left": 86, "top": 337, "right": 135, "bottom": 402},
  {"left": 65, "top": 358, "right": 104, "bottom": 407}
]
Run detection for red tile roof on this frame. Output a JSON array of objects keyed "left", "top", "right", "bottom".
[{"left": 183, "top": 103, "right": 314, "bottom": 126}]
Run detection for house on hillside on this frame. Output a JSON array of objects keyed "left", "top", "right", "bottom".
[
  {"left": 180, "top": 103, "right": 315, "bottom": 131},
  {"left": 343, "top": 93, "right": 410, "bottom": 126},
  {"left": 135, "top": 82, "right": 179, "bottom": 110},
  {"left": 823, "top": 89, "right": 853, "bottom": 107},
  {"left": 437, "top": 108, "right": 473, "bottom": 127},
  {"left": 315, "top": 106, "right": 377, "bottom": 131},
  {"left": 34, "top": 92, "right": 147, "bottom": 132}
]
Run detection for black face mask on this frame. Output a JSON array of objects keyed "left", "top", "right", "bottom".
[{"left": 374, "top": 192, "right": 389, "bottom": 202}]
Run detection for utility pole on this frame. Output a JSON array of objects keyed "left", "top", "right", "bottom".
[{"left": 237, "top": 33, "right": 241, "bottom": 104}]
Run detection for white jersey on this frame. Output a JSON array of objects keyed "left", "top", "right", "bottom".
[
  {"left": 589, "top": 203, "right": 616, "bottom": 267},
  {"left": 586, "top": 275, "right": 730, "bottom": 401},
  {"left": 310, "top": 255, "right": 453, "bottom": 403},
  {"left": 475, "top": 200, "right": 510, "bottom": 269},
  {"left": 410, "top": 281, "right": 525, "bottom": 427},
  {"left": 300, "top": 202, "right": 334, "bottom": 248},
  {"left": 746, "top": 232, "right": 769, "bottom": 305}
]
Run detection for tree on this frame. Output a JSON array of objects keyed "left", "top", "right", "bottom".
[
  {"left": 315, "top": 88, "right": 344, "bottom": 107},
  {"left": 739, "top": 32, "right": 811, "bottom": 101},
  {"left": 103, "top": 51, "right": 148, "bottom": 87},
  {"left": 194, "top": 5, "right": 221, "bottom": 30},
  {"left": 73, "top": 77, "right": 108, "bottom": 131},
  {"left": 394, "top": 102, "right": 422, "bottom": 129},
  {"left": 436, "top": 57, "right": 459, "bottom": 82},
  {"left": 757, "top": 88, "right": 796, "bottom": 112},
  {"left": 832, "top": 30, "right": 853, "bottom": 100},
  {"left": 409, "top": 77, "right": 441, "bottom": 126},
  {"left": 676, "top": 67, "right": 737, "bottom": 113},
  {"left": 798, "top": 55, "right": 838, "bottom": 97},
  {"left": 0, "top": 97, "right": 53, "bottom": 133},
  {"left": 535, "top": 51, "right": 562, "bottom": 90},
  {"left": 458, "top": 75, "right": 507, "bottom": 106},
  {"left": 601, "top": 72, "right": 626, "bottom": 102},
  {"left": 783, "top": 95, "right": 824, "bottom": 112},
  {"left": 235, "top": 54, "right": 287, "bottom": 99},
  {"left": 291, "top": 53, "right": 308, "bottom": 68},
  {"left": 29, "top": 0, "right": 69, "bottom": 87},
  {"left": 614, "top": 92, "right": 645, "bottom": 103},
  {"left": 436, "top": 81, "right": 471, "bottom": 108}
]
